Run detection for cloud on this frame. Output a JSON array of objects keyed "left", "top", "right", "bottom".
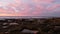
[
  {"left": 47, "top": 4, "right": 60, "bottom": 10},
  {"left": 0, "top": 0, "right": 60, "bottom": 17}
]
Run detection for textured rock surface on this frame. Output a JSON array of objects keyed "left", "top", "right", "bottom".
[{"left": 0, "top": 18, "right": 60, "bottom": 34}]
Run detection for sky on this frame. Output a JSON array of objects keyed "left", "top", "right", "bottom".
[{"left": 0, "top": 0, "right": 60, "bottom": 17}]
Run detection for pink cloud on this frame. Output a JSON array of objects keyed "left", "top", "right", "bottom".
[
  {"left": 47, "top": 4, "right": 60, "bottom": 11},
  {"left": 41, "top": 0, "right": 54, "bottom": 3},
  {"left": 33, "top": 0, "right": 54, "bottom": 4},
  {"left": 0, "top": 0, "right": 60, "bottom": 17}
]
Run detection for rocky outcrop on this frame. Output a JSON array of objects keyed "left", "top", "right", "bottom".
[{"left": 0, "top": 18, "right": 60, "bottom": 34}]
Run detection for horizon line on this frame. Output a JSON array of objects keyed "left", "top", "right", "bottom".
[{"left": 0, "top": 16, "right": 59, "bottom": 19}]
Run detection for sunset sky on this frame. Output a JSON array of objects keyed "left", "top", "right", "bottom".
[{"left": 0, "top": 0, "right": 60, "bottom": 17}]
